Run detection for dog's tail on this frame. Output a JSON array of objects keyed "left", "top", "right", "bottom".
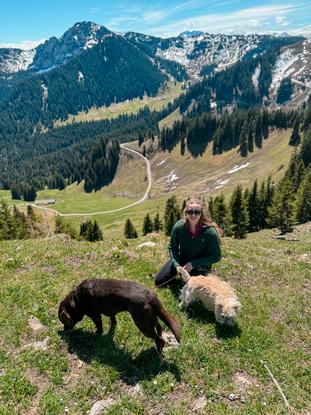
[
  {"left": 157, "top": 304, "right": 180, "bottom": 343},
  {"left": 176, "top": 266, "right": 191, "bottom": 282}
]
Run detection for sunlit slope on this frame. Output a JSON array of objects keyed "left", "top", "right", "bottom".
[
  {"left": 1, "top": 128, "right": 293, "bottom": 239},
  {"left": 130, "top": 129, "right": 293, "bottom": 198},
  {"left": 55, "top": 81, "right": 183, "bottom": 126}
]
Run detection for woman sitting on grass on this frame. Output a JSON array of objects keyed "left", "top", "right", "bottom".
[{"left": 155, "top": 198, "right": 222, "bottom": 287}]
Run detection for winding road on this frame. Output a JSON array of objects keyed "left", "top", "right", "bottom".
[{"left": 30, "top": 143, "right": 152, "bottom": 217}]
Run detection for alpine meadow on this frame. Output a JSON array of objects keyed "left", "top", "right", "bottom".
[{"left": 0, "top": 6, "right": 311, "bottom": 415}]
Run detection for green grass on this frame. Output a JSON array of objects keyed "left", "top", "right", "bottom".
[
  {"left": 55, "top": 81, "right": 183, "bottom": 126},
  {"left": 1, "top": 128, "right": 294, "bottom": 240},
  {"left": 0, "top": 224, "right": 310, "bottom": 414}
]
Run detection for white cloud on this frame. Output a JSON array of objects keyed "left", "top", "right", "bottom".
[
  {"left": 0, "top": 39, "right": 45, "bottom": 50},
  {"left": 275, "top": 16, "right": 289, "bottom": 26},
  {"left": 141, "top": 10, "right": 167, "bottom": 22},
  {"left": 146, "top": 4, "right": 300, "bottom": 36}
]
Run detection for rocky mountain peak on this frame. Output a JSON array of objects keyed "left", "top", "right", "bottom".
[{"left": 30, "top": 21, "right": 112, "bottom": 72}]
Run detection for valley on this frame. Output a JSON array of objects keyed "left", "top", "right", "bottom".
[
  {"left": 0, "top": 11, "right": 311, "bottom": 415},
  {"left": 0, "top": 127, "right": 292, "bottom": 239}
]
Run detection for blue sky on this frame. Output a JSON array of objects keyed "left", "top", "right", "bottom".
[{"left": 1, "top": 0, "right": 311, "bottom": 48}]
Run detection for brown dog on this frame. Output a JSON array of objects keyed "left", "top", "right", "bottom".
[{"left": 58, "top": 278, "right": 180, "bottom": 353}]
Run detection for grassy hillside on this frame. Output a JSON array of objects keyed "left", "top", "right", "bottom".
[
  {"left": 1, "top": 128, "right": 294, "bottom": 239},
  {"left": 55, "top": 81, "right": 183, "bottom": 127},
  {"left": 0, "top": 223, "right": 310, "bottom": 414}
]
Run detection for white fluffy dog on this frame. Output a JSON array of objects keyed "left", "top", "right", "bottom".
[{"left": 177, "top": 266, "right": 241, "bottom": 326}]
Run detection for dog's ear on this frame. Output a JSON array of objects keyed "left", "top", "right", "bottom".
[
  {"left": 59, "top": 308, "right": 72, "bottom": 325},
  {"left": 69, "top": 293, "right": 75, "bottom": 309}
]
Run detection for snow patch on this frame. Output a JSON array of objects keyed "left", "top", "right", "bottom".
[
  {"left": 228, "top": 163, "right": 250, "bottom": 174},
  {"left": 252, "top": 64, "right": 261, "bottom": 90},
  {"left": 41, "top": 82, "right": 48, "bottom": 110},
  {"left": 78, "top": 71, "right": 84, "bottom": 82},
  {"left": 272, "top": 49, "right": 300, "bottom": 85},
  {"left": 0, "top": 49, "right": 35, "bottom": 73},
  {"left": 156, "top": 159, "right": 166, "bottom": 166},
  {"left": 166, "top": 170, "right": 179, "bottom": 183}
]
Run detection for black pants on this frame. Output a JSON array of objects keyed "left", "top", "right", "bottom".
[{"left": 154, "top": 260, "right": 211, "bottom": 287}]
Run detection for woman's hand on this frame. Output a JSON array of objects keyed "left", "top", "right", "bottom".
[{"left": 184, "top": 262, "right": 193, "bottom": 273}]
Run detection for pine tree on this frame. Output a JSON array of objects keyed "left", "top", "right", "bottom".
[
  {"left": 268, "top": 178, "right": 294, "bottom": 234},
  {"left": 79, "top": 220, "right": 103, "bottom": 241},
  {"left": 153, "top": 213, "right": 162, "bottom": 232},
  {"left": 285, "top": 153, "right": 305, "bottom": 192},
  {"left": 23, "top": 186, "right": 37, "bottom": 202},
  {"left": 92, "top": 221, "right": 103, "bottom": 241},
  {"left": 124, "top": 218, "right": 138, "bottom": 238},
  {"left": 213, "top": 193, "right": 228, "bottom": 231},
  {"left": 164, "top": 196, "right": 180, "bottom": 236},
  {"left": 289, "top": 118, "right": 301, "bottom": 146},
  {"left": 247, "top": 179, "right": 261, "bottom": 232},
  {"left": 228, "top": 185, "right": 249, "bottom": 238},
  {"left": 294, "top": 167, "right": 311, "bottom": 223},
  {"left": 142, "top": 213, "right": 153, "bottom": 235},
  {"left": 11, "top": 184, "right": 22, "bottom": 200},
  {"left": 300, "top": 128, "right": 311, "bottom": 167},
  {"left": 263, "top": 175, "right": 275, "bottom": 228},
  {"left": 0, "top": 202, "right": 16, "bottom": 240}
]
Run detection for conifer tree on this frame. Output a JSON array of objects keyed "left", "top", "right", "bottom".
[
  {"left": 228, "top": 185, "right": 249, "bottom": 238},
  {"left": 0, "top": 202, "right": 16, "bottom": 240},
  {"left": 164, "top": 196, "right": 180, "bottom": 236},
  {"left": 285, "top": 153, "right": 305, "bottom": 192},
  {"left": 300, "top": 128, "right": 311, "bottom": 167},
  {"left": 91, "top": 221, "right": 103, "bottom": 241},
  {"left": 11, "top": 184, "right": 22, "bottom": 200},
  {"left": 142, "top": 213, "right": 153, "bottom": 235},
  {"left": 247, "top": 179, "right": 261, "bottom": 232},
  {"left": 23, "top": 186, "right": 37, "bottom": 202},
  {"left": 79, "top": 220, "right": 102, "bottom": 241},
  {"left": 124, "top": 218, "right": 138, "bottom": 238},
  {"left": 213, "top": 193, "right": 228, "bottom": 231},
  {"left": 263, "top": 175, "right": 275, "bottom": 227},
  {"left": 153, "top": 213, "right": 162, "bottom": 232},
  {"left": 239, "top": 123, "right": 248, "bottom": 157},
  {"left": 138, "top": 132, "right": 144, "bottom": 147},
  {"left": 208, "top": 197, "right": 214, "bottom": 220},
  {"left": 268, "top": 178, "right": 294, "bottom": 234},
  {"left": 289, "top": 118, "right": 301, "bottom": 146},
  {"left": 294, "top": 167, "right": 311, "bottom": 223}
]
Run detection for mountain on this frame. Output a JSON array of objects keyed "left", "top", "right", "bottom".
[
  {"left": 0, "top": 22, "right": 111, "bottom": 74},
  {"left": 269, "top": 38, "right": 311, "bottom": 106},
  {"left": 0, "top": 47, "right": 35, "bottom": 73},
  {"left": 0, "top": 23, "right": 166, "bottom": 127},
  {"left": 30, "top": 21, "right": 112, "bottom": 72},
  {"left": 124, "top": 31, "right": 304, "bottom": 80},
  {"left": 179, "top": 30, "right": 205, "bottom": 38}
]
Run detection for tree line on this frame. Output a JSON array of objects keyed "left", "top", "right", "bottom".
[{"left": 159, "top": 107, "right": 305, "bottom": 158}]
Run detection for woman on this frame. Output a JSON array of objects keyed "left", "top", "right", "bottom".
[{"left": 155, "top": 198, "right": 222, "bottom": 287}]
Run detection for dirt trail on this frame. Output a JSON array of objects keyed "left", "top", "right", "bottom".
[{"left": 28, "top": 143, "right": 151, "bottom": 217}]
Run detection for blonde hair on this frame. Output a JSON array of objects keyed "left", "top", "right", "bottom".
[{"left": 183, "top": 198, "right": 222, "bottom": 242}]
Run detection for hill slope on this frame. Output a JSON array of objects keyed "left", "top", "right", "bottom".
[
  {"left": 17, "top": 127, "right": 294, "bottom": 239},
  {"left": 0, "top": 223, "right": 310, "bottom": 414}
]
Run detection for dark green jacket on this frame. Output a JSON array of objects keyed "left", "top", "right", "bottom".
[{"left": 168, "top": 219, "right": 221, "bottom": 268}]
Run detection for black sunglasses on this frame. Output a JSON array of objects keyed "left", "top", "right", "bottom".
[{"left": 186, "top": 209, "right": 202, "bottom": 216}]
